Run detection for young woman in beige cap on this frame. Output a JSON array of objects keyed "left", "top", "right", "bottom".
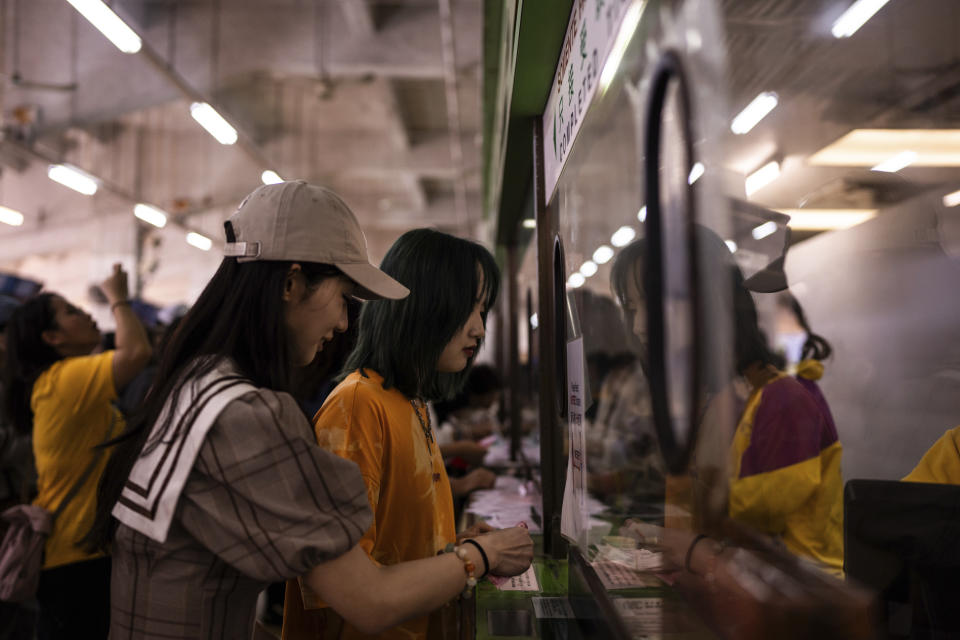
[{"left": 86, "top": 181, "right": 532, "bottom": 640}]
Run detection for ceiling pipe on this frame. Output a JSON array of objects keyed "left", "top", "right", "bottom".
[
  {"left": 437, "top": 0, "right": 469, "bottom": 228},
  {"left": 136, "top": 43, "right": 274, "bottom": 171}
]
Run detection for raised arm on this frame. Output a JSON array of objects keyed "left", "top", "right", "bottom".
[{"left": 98, "top": 263, "right": 152, "bottom": 391}]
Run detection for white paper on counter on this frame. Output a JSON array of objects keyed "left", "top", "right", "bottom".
[
  {"left": 493, "top": 564, "right": 540, "bottom": 591},
  {"left": 592, "top": 561, "right": 664, "bottom": 590}
]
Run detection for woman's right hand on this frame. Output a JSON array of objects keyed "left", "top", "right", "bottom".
[
  {"left": 99, "top": 263, "right": 130, "bottom": 305},
  {"left": 472, "top": 526, "right": 533, "bottom": 576}
]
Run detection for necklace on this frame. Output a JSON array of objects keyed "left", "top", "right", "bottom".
[{"left": 410, "top": 398, "right": 434, "bottom": 452}]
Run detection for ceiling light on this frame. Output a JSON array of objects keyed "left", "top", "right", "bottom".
[
  {"left": 808, "top": 129, "right": 960, "bottom": 167},
  {"left": 189, "top": 102, "right": 238, "bottom": 145},
  {"left": 831, "top": 0, "right": 893, "bottom": 38},
  {"left": 593, "top": 245, "right": 615, "bottom": 264},
  {"left": 47, "top": 164, "right": 98, "bottom": 195},
  {"left": 724, "top": 240, "right": 737, "bottom": 253},
  {"left": 65, "top": 0, "right": 142, "bottom": 53},
  {"left": 745, "top": 161, "right": 780, "bottom": 196},
  {"left": 751, "top": 221, "right": 778, "bottom": 240},
  {"left": 186, "top": 232, "right": 212, "bottom": 251},
  {"left": 530, "top": 313, "right": 539, "bottom": 329},
  {"left": 600, "top": 0, "right": 646, "bottom": 91},
  {"left": 134, "top": 203, "right": 168, "bottom": 228},
  {"left": 0, "top": 206, "right": 24, "bottom": 227},
  {"left": 871, "top": 150, "right": 916, "bottom": 173},
  {"left": 568, "top": 273, "right": 586, "bottom": 288},
  {"left": 731, "top": 92, "right": 779, "bottom": 135},
  {"left": 580, "top": 261, "right": 598, "bottom": 277},
  {"left": 611, "top": 225, "right": 636, "bottom": 247},
  {"left": 943, "top": 189, "right": 960, "bottom": 208},
  {"left": 261, "top": 170, "right": 283, "bottom": 185},
  {"left": 688, "top": 162, "right": 705, "bottom": 185},
  {"left": 522, "top": 218, "right": 536, "bottom": 229},
  {"left": 637, "top": 206, "right": 647, "bottom": 222},
  {"left": 777, "top": 209, "right": 877, "bottom": 230}
]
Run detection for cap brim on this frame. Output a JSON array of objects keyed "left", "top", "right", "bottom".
[
  {"left": 337, "top": 262, "right": 410, "bottom": 300},
  {"left": 743, "top": 256, "right": 789, "bottom": 293}
]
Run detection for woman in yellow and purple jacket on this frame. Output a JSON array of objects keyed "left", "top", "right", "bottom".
[
  {"left": 727, "top": 286, "right": 844, "bottom": 576},
  {"left": 612, "top": 229, "right": 844, "bottom": 575}
]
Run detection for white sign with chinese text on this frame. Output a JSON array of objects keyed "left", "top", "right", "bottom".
[
  {"left": 561, "top": 337, "right": 588, "bottom": 546},
  {"left": 542, "top": 0, "right": 640, "bottom": 203}
]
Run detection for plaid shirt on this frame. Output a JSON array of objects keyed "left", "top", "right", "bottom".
[{"left": 110, "top": 388, "right": 372, "bottom": 640}]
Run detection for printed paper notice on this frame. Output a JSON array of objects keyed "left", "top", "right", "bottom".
[
  {"left": 561, "top": 337, "right": 588, "bottom": 548},
  {"left": 493, "top": 564, "right": 540, "bottom": 592},
  {"left": 532, "top": 597, "right": 575, "bottom": 619}
]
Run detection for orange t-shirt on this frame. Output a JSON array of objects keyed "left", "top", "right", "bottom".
[{"left": 305, "top": 369, "right": 455, "bottom": 639}]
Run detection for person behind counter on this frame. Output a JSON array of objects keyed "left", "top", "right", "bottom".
[
  {"left": 3, "top": 265, "right": 152, "bottom": 639},
  {"left": 85, "top": 182, "right": 532, "bottom": 640},
  {"left": 289, "top": 228, "right": 526, "bottom": 640},
  {"left": 610, "top": 228, "right": 844, "bottom": 575}
]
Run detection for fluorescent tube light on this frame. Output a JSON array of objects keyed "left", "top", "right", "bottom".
[
  {"left": 568, "top": 273, "right": 586, "bottom": 288},
  {"left": 0, "top": 206, "right": 24, "bottom": 226},
  {"left": 48, "top": 164, "right": 98, "bottom": 195},
  {"left": 731, "top": 92, "right": 779, "bottom": 135},
  {"left": 600, "top": 1, "right": 646, "bottom": 91},
  {"left": 637, "top": 206, "right": 647, "bottom": 222},
  {"left": 752, "top": 221, "right": 778, "bottom": 240},
  {"left": 134, "top": 204, "right": 168, "bottom": 228},
  {"left": 745, "top": 161, "right": 780, "bottom": 196},
  {"left": 186, "top": 232, "right": 212, "bottom": 251},
  {"left": 65, "top": 0, "right": 142, "bottom": 53},
  {"left": 522, "top": 218, "right": 536, "bottom": 229},
  {"left": 808, "top": 129, "right": 960, "bottom": 167},
  {"left": 611, "top": 226, "right": 636, "bottom": 247},
  {"left": 593, "top": 245, "right": 614, "bottom": 265},
  {"left": 943, "top": 189, "right": 960, "bottom": 208},
  {"left": 724, "top": 240, "right": 737, "bottom": 253},
  {"left": 777, "top": 209, "right": 877, "bottom": 230},
  {"left": 261, "top": 170, "right": 283, "bottom": 185},
  {"left": 580, "top": 261, "right": 598, "bottom": 277},
  {"left": 189, "top": 102, "right": 238, "bottom": 145},
  {"left": 831, "top": 0, "right": 892, "bottom": 38},
  {"left": 871, "top": 150, "right": 916, "bottom": 173},
  {"left": 688, "top": 162, "right": 705, "bottom": 185}
]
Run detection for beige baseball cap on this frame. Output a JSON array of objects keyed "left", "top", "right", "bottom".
[{"left": 224, "top": 181, "right": 409, "bottom": 300}]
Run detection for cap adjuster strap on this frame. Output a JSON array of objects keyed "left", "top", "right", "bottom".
[{"left": 224, "top": 241, "right": 261, "bottom": 258}]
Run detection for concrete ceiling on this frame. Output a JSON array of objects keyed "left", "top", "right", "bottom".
[{"left": 0, "top": 0, "right": 485, "bottom": 275}]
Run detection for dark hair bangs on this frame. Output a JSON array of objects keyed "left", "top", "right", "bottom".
[{"left": 342, "top": 228, "right": 500, "bottom": 402}]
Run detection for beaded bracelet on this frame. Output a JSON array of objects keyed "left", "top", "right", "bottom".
[
  {"left": 455, "top": 546, "right": 478, "bottom": 598},
  {"left": 443, "top": 543, "right": 478, "bottom": 598}
]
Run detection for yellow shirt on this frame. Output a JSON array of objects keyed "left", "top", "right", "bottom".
[
  {"left": 903, "top": 426, "right": 960, "bottom": 484},
  {"left": 305, "top": 369, "right": 455, "bottom": 640},
  {"left": 32, "top": 351, "right": 122, "bottom": 569}
]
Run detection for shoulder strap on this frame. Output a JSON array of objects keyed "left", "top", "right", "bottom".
[{"left": 51, "top": 407, "right": 115, "bottom": 521}]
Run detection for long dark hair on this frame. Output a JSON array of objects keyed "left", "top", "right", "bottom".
[
  {"left": 85, "top": 256, "right": 340, "bottom": 550},
  {"left": 2, "top": 293, "right": 64, "bottom": 435},
  {"left": 778, "top": 293, "right": 832, "bottom": 361},
  {"left": 610, "top": 227, "right": 779, "bottom": 378},
  {"left": 342, "top": 228, "right": 500, "bottom": 402}
]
